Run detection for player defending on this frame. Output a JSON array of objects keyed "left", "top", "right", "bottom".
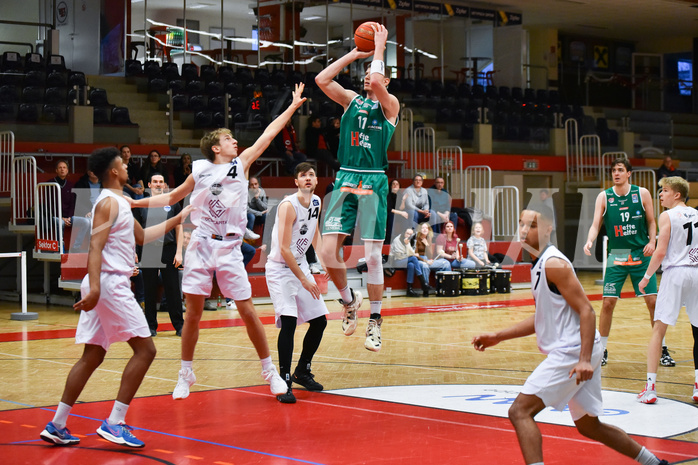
[
  {"left": 637, "top": 177, "right": 698, "bottom": 403},
  {"left": 473, "top": 205, "right": 668, "bottom": 465},
  {"left": 315, "top": 23, "right": 399, "bottom": 352},
  {"left": 583, "top": 157, "right": 675, "bottom": 367},
  {"left": 130, "top": 83, "right": 306, "bottom": 399},
  {"left": 40, "top": 147, "right": 190, "bottom": 448},
  {"left": 266, "top": 162, "right": 329, "bottom": 403}
]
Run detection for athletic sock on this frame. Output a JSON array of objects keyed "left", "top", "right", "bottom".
[
  {"left": 339, "top": 286, "right": 353, "bottom": 303},
  {"left": 601, "top": 336, "right": 608, "bottom": 349},
  {"left": 107, "top": 400, "right": 129, "bottom": 425},
  {"left": 181, "top": 360, "right": 193, "bottom": 370},
  {"left": 646, "top": 373, "right": 657, "bottom": 385},
  {"left": 661, "top": 337, "right": 667, "bottom": 348},
  {"left": 52, "top": 402, "right": 72, "bottom": 429},
  {"left": 369, "top": 301, "right": 382, "bottom": 319},
  {"left": 634, "top": 446, "right": 660, "bottom": 465},
  {"left": 260, "top": 356, "right": 274, "bottom": 372}
]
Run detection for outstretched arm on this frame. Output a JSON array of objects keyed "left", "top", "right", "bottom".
[
  {"left": 134, "top": 205, "right": 192, "bottom": 246},
  {"left": 639, "top": 210, "right": 670, "bottom": 294},
  {"left": 238, "top": 83, "right": 307, "bottom": 172},
  {"left": 130, "top": 174, "right": 194, "bottom": 209}
]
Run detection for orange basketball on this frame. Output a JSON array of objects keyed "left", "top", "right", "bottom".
[{"left": 354, "top": 22, "right": 379, "bottom": 52}]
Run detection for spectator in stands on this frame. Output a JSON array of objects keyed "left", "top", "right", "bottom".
[
  {"left": 135, "top": 172, "right": 184, "bottom": 337},
  {"left": 173, "top": 153, "right": 192, "bottom": 188},
  {"left": 51, "top": 159, "right": 90, "bottom": 253},
  {"left": 386, "top": 179, "right": 409, "bottom": 243},
  {"left": 325, "top": 117, "right": 340, "bottom": 158},
  {"left": 140, "top": 149, "right": 169, "bottom": 187},
  {"left": 435, "top": 221, "right": 476, "bottom": 269},
  {"left": 246, "top": 176, "right": 267, "bottom": 239},
  {"left": 305, "top": 116, "right": 340, "bottom": 173},
  {"left": 120, "top": 145, "right": 144, "bottom": 199},
  {"left": 403, "top": 174, "right": 433, "bottom": 228},
  {"left": 467, "top": 221, "right": 499, "bottom": 268},
  {"left": 274, "top": 118, "right": 307, "bottom": 174},
  {"left": 414, "top": 221, "right": 451, "bottom": 288},
  {"left": 428, "top": 176, "right": 459, "bottom": 233},
  {"left": 389, "top": 227, "right": 429, "bottom": 297},
  {"left": 656, "top": 155, "right": 685, "bottom": 184}
]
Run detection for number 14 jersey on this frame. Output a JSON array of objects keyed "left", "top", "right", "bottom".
[
  {"left": 268, "top": 193, "right": 321, "bottom": 265},
  {"left": 664, "top": 205, "right": 698, "bottom": 269}
]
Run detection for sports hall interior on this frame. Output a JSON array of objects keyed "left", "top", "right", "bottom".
[{"left": 1, "top": 0, "right": 698, "bottom": 463}]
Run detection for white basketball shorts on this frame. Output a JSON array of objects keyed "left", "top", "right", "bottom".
[{"left": 265, "top": 260, "right": 329, "bottom": 328}]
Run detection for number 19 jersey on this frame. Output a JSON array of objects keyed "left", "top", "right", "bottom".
[
  {"left": 189, "top": 158, "right": 247, "bottom": 237},
  {"left": 603, "top": 184, "right": 649, "bottom": 256},
  {"left": 664, "top": 205, "right": 698, "bottom": 269}
]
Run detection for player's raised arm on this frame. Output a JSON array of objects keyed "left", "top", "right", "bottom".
[
  {"left": 130, "top": 174, "right": 195, "bottom": 209},
  {"left": 368, "top": 24, "right": 399, "bottom": 124},
  {"left": 316, "top": 50, "right": 372, "bottom": 109},
  {"left": 238, "top": 83, "right": 307, "bottom": 171}
]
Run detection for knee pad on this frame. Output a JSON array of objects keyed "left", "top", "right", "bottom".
[{"left": 365, "top": 245, "right": 384, "bottom": 285}]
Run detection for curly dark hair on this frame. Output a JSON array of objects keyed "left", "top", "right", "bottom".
[{"left": 89, "top": 147, "right": 121, "bottom": 182}]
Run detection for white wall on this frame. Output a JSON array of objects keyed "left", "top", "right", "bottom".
[{"left": 0, "top": 1, "right": 42, "bottom": 56}]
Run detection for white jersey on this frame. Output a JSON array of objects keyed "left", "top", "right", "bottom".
[
  {"left": 189, "top": 158, "right": 247, "bottom": 237},
  {"left": 92, "top": 189, "right": 135, "bottom": 276},
  {"left": 663, "top": 205, "right": 698, "bottom": 269},
  {"left": 268, "top": 193, "right": 321, "bottom": 265},
  {"left": 531, "top": 245, "right": 600, "bottom": 354}
]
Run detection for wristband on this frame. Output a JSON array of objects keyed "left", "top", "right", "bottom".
[
  {"left": 643, "top": 273, "right": 651, "bottom": 280},
  {"left": 370, "top": 60, "right": 385, "bottom": 76}
]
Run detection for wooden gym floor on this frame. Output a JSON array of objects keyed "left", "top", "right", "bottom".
[{"left": 0, "top": 271, "right": 696, "bottom": 464}]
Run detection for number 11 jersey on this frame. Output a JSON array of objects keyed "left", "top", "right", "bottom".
[{"left": 664, "top": 205, "right": 698, "bottom": 269}]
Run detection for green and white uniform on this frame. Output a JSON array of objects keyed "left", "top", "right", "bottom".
[
  {"left": 322, "top": 95, "right": 396, "bottom": 240},
  {"left": 602, "top": 184, "right": 657, "bottom": 297}
]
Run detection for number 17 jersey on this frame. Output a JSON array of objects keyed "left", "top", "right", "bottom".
[
  {"left": 189, "top": 158, "right": 247, "bottom": 237},
  {"left": 664, "top": 205, "right": 698, "bottom": 269},
  {"left": 338, "top": 95, "right": 397, "bottom": 170}
]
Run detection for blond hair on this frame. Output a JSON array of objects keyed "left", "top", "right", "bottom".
[
  {"left": 659, "top": 176, "right": 689, "bottom": 200},
  {"left": 200, "top": 128, "right": 233, "bottom": 161}
]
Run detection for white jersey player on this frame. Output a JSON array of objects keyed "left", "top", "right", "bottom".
[
  {"left": 129, "top": 83, "right": 307, "bottom": 400},
  {"left": 266, "top": 162, "right": 329, "bottom": 403},
  {"left": 638, "top": 176, "right": 698, "bottom": 404},
  {"left": 472, "top": 204, "right": 668, "bottom": 465}
]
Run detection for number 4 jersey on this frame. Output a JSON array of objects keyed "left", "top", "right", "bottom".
[
  {"left": 268, "top": 193, "right": 321, "bottom": 266},
  {"left": 603, "top": 184, "right": 650, "bottom": 261},
  {"left": 664, "top": 205, "right": 698, "bottom": 268},
  {"left": 189, "top": 158, "right": 247, "bottom": 237}
]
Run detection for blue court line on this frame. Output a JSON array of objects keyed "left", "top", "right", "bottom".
[{"left": 1, "top": 398, "right": 326, "bottom": 464}]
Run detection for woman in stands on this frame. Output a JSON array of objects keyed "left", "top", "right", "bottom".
[
  {"left": 414, "top": 222, "right": 451, "bottom": 289},
  {"left": 120, "top": 145, "right": 144, "bottom": 199},
  {"left": 434, "top": 221, "right": 476, "bottom": 270},
  {"left": 140, "top": 149, "right": 169, "bottom": 187},
  {"left": 389, "top": 228, "right": 430, "bottom": 297},
  {"left": 386, "top": 179, "right": 409, "bottom": 243},
  {"left": 173, "top": 153, "right": 192, "bottom": 188}
]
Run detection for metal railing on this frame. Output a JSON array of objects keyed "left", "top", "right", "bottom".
[
  {"left": 411, "top": 126, "right": 436, "bottom": 178},
  {"left": 566, "top": 118, "right": 603, "bottom": 183},
  {"left": 492, "top": 186, "right": 520, "bottom": 241},
  {"left": 464, "top": 165, "right": 492, "bottom": 216},
  {"left": 435, "top": 145, "right": 463, "bottom": 198},
  {"left": 399, "top": 106, "right": 413, "bottom": 162},
  {"left": 9, "top": 156, "right": 37, "bottom": 233},
  {"left": 34, "top": 182, "right": 63, "bottom": 259}
]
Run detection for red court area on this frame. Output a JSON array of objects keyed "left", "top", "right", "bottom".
[{"left": 2, "top": 387, "right": 696, "bottom": 465}]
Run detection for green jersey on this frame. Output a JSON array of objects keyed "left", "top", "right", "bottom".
[
  {"left": 338, "top": 95, "right": 397, "bottom": 170},
  {"left": 603, "top": 184, "right": 650, "bottom": 259}
]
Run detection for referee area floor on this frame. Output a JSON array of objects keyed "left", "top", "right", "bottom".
[{"left": 0, "top": 271, "right": 697, "bottom": 464}]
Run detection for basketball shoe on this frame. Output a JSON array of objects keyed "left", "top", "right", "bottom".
[
  {"left": 364, "top": 317, "right": 383, "bottom": 352},
  {"left": 262, "top": 365, "right": 287, "bottom": 395},
  {"left": 660, "top": 346, "right": 675, "bottom": 367},
  {"left": 338, "top": 289, "right": 362, "bottom": 336},
  {"left": 96, "top": 420, "right": 144, "bottom": 448},
  {"left": 637, "top": 383, "right": 658, "bottom": 404},
  {"left": 40, "top": 422, "right": 80, "bottom": 445},
  {"left": 172, "top": 367, "right": 196, "bottom": 400}
]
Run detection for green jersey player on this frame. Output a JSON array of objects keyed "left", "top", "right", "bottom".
[
  {"left": 316, "top": 23, "right": 399, "bottom": 353},
  {"left": 584, "top": 157, "right": 674, "bottom": 367}
]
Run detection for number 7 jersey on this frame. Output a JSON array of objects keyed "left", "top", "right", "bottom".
[
  {"left": 188, "top": 158, "right": 247, "bottom": 237},
  {"left": 664, "top": 205, "right": 698, "bottom": 269}
]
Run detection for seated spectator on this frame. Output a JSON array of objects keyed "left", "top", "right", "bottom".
[
  {"left": 428, "top": 176, "right": 459, "bottom": 233},
  {"left": 274, "top": 118, "right": 307, "bottom": 174},
  {"left": 305, "top": 116, "right": 340, "bottom": 173},
  {"left": 389, "top": 228, "right": 429, "bottom": 297},
  {"left": 403, "top": 175, "right": 433, "bottom": 228},
  {"left": 51, "top": 159, "right": 90, "bottom": 252},
  {"left": 414, "top": 221, "right": 451, "bottom": 287},
  {"left": 247, "top": 176, "right": 268, "bottom": 235},
  {"left": 140, "top": 149, "right": 169, "bottom": 187},
  {"left": 121, "top": 145, "right": 144, "bottom": 199},
  {"left": 386, "top": 179, "right": 409, "bottom": 242},
  {"left": 435, "top": 221, "right": 476, "bottom": 269},
  {"left": 466, "top": 221, "right": 499, "bottom": 268},
  {"left": 173, "top": 152, "right": 192, "bottom": 188},
  {"left": 656, "top": 155, "right": 685, "bottom": 184}
]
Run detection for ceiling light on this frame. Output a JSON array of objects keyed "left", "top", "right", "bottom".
[{"left": 304, "top": 16, "right": 324, "bottom": 21}]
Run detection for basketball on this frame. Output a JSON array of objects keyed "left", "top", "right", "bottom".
[{"left": 354, "top": 22, "right": 379, "bottom": 52}]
